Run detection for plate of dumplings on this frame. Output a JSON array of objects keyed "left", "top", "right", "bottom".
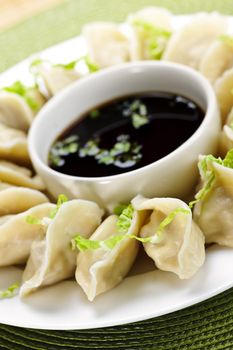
[{"left": 1, "top": 7, "right": 233, "bottom": 330}]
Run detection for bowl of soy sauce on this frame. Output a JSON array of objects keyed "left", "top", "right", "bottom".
[{"left": 29, "top": 62, "right": 220, "bottom": 210}]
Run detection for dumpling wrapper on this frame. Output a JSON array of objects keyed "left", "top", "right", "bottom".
[
  {"left": 199, "top": 39, "right": 233, "bottom": 84},
  {"left": 0, "top": 161, "right": 45, "bottom": 190},
  {"left": 37, "top": 65, "right": 81, "bottom": 96},
  {"left": 0, "top": 89, "right": 45, "bottom": 131},
  {"left": 20, "top": 199, "right": 103, "bottom": 297},
  {"left": 163, "top": 13, "right": 228, "bottom": 69},
  {"left": 219, "top": 108, "right": 233, "bottom": 156},
  {"left": 83, "top": 22, "right": 129, "bottom": 68},
  {"left": 214, "top": 67, "right": 233, "bottom": 121},
  {"left": 0, "top": 123, "right": 29, "bottom": 164},
  {"left": 0, "top": 185, "right": 49, "bottom": 215},
  {"left": 75, "top": 210, "right": 146, "bottom": 301},
  {"left": 132, "top": 196, "right": 205, "bottom": 279},
  {"left": 127, "top": 6, "right": 172, "bottom": 60},
  {"left": 194, "top": 157, "right": 233, "bottom": 247},
  {"left": 0, "top": 203, "right": 55, "bottom": 266}
]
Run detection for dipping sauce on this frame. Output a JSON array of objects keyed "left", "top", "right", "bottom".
[{"left": 49, "top": 92, "right": 204, "bottom": 177}]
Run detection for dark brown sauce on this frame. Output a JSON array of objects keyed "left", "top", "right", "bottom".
[{"left": 49, "top": 92, "right": 204, "bottom": 177}]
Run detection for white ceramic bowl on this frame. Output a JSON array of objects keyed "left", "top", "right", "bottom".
[{"left": 29, "top": 62, "right": 221, "bottom": 210}]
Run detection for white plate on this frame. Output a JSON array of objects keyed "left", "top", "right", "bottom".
[{"left": 0, "top": 14, "right": 233, "bottom": 330}]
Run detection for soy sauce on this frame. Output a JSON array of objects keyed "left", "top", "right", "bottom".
[{"left": 49, "top": 92, "right": 204, "bottom": 177}]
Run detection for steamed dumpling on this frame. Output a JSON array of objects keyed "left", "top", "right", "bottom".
[
  {"left": 132, "top": 196, "right": 205, "bottom": 279},
  {"left": 163, "top": 13, "right": 228, "bottom": 69},
  {"left": 0, "top": 203, "right": 55, "bottom": 266},
  {"left": 83, "top": 22, "right": 129, "bottom": 67},
  {"left": 36, "top": 64, "right": 81, "bottom": 96},
  {"left": 127, "top": 6, "right": 172, "bottom": 60},
  {"left": 0, "top": 185, "right": 49, "bottom": 215},
  {"left": 199, "top": 38, "right": 233, "bottom": 84},
  {"left": 194, "top": 154, "right": 233, "bottom": 247},
  {"left": 0, "top": 87, "right": 45, "bottom": 131},
  {"left": 75, "top": 210, "right": 145, "bottom": 301},
  {"left": 214, "top": 67, "right": 233, "bottom": 121},
  {"left": 219, "top": 107, "right": 233, "bottom": 156},
  {"left": 0, "top": 161, "right": 45, "bottom": 190},
  {"left": 20, "top": 199, "right": 103, "bottom": 297},
  {"left": 0, "top": 123, "right": 29, "bottom": 164}
]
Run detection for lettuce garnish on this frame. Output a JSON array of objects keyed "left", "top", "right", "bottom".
[
  {"left": 30, "top": 55, "right": 99, "bottom": 75},
  {"left": 219, "top": 34, "right": 233, "bottom": 47},
  {"left": 3, "top": 81, "right": 39, "bottom": 111},
  {"left": 49, "top": 194, "right": 68, "bottom": 219},
  {"left": 189, "top": 150, "right": 233, "bottom": 208},
  {"left": 26, "top": 194, "right": 68, "bottom": 225},
  {"left": 0, "top": 283, "right": 19, "bottom": 299},
  {"left": 117, "top": 204, "right": 134, "bottom": 233},
  {"left": 113, "top": 203, "right": 128, "bottom": 216},
  {"left": 132, "top": 19, "right": 171, "bottom": 60},
  {"left": 25, "top": 215, "right": 42, "bottom": 225},
  {"left": 71, "top": 206, "right": 190, "bottom": 252}
]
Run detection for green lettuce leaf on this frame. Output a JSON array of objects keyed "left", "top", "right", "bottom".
[
  {"left": 49, "top": 194, "right": 68, "bottom": 219},
  {"left": 189, "top": 150, "right": 233, "bottom": 208},
  {"left": 132, "top": 19, "right": 171, "bottom": 60},
  {"left": 117, "top": 204, "right": 134, "bottom": 233},
  {"left": 3, "top": 81, "right": 39, "bottom": 111},
  {"left": 71, "top": 207, "right": 190, "bottom": 252},
  {"left": 0, "top": 283, "right": 19, "bottom": 299}
]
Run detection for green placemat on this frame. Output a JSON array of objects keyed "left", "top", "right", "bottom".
[{"left": 1, "top": 1, "right": 233, "bottom": 349}]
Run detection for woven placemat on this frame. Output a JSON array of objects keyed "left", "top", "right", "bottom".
[{"left": 1, "top": 0, "right": 233, "bottom": 349}]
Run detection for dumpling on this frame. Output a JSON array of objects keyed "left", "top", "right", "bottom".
[
  {"left": 36, "top": 64, "right": 81, "bottom": 96},
  {"left": 20, "top": 199, "right": 103, "bottom": 297},
  {"left": 0, "top": 185, "right": 49, "bottom": 215},
  {"left": 132, "top": 195, "right": 205, "bottom": 279},
  {"left": 194, "top": 152, "right": 233, "bottom": 247},
  {"left": 163, "top": 13, "right": 228, "bottom": 69},
  {"left": 219, "top": 107, "right": 233, "bottom": 156},
  {"left": 0, "top": 83, "right": 45, "bottom": 131},
  {"left": 75, "top": 208, "right": 146, "bottom": 301},
  {"left": 0, "top": 161, "right": 45, "bottom": 190},
  {"left": 0, "top": 123, "right": 29, "bottom": 164},
  {"left": 83, "top": 22, "right": 129, "bottom": 67},
  {"left": 199, "top": 37, "right": 233, "bottom": 84},
  {"left": 214, "top": 67, "right": 233, "bottom": 121},
  {"left": 0, "top": 203, "right": 55, "bottom": 266},
  {"left": 127, "top": 6, "right": 172, "bottom": 60}
]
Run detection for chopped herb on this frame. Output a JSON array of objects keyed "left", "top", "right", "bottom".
[
  {"left": 0, "top": 283, "right": 19, "bottom": 299},
  {"left": 3, "top": 81, "right": 39, "bottom": 111},
  {"left": 132, "top": 113, "right": 149, "bottom": 128},
  {"left": 49, "top": 135, "right": 79, "bottom": 167},
  {"left": 78, "top": 134, "right": 142, "bottom": 168},
  {"left": 71, "top": 206, "right": 190, "bottom": 252},
  {"left": 89, "top": 109, "right": 100, "bottom": 118},
  {"left": 132, "top": 19, "right": 171, "bottom": 60},
  {"left": 96, "top": 150, "right": 114, "bottom": 165},
  {"left": 122, "top": 99, "right": 149, "bottom": 129},
  {"left": 79, "top": 139, "right": 100, "bottom": 157}
]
